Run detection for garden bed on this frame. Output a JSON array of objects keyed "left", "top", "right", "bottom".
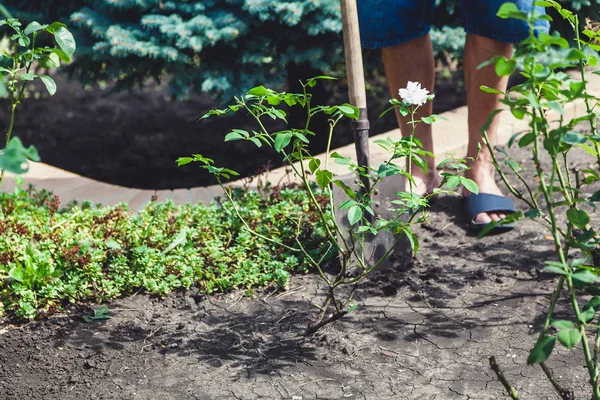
[{"left": 1, "top": 143, "right": 597, "bottom": 399}]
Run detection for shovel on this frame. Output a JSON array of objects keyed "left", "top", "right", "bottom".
[{"left": 333, "top": 0, "right": 409, "bottom": 269}]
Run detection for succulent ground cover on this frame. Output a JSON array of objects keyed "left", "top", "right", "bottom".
[{"left": 0, "top": 182, "right": 332, "bottom": 319}]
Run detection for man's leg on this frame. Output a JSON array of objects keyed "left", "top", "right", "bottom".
[
  {"left": 463, "top": 33, "right": 513, "bottom": 223},
  {"left": 382, "top": 34, "right": 439, "bottom": 195}
]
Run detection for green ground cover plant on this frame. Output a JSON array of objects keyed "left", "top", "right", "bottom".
[
  {"left": 0, "top": 182, "right": 332, "bottom": 320},
  {"left": 484, "top": 1, "right": 600, "bottom": 397}
]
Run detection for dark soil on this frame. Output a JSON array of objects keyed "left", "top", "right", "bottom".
[
  {"left": 1, "top": 144, "right": 598, "bottom": 399},
  {"left": 0, "top": 69, "right": 466, "bottom": 190}
]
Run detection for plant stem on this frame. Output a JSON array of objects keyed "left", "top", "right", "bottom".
[
  {"left": 220, "top": 184, "right": 301, "bottom": 253},
  {"left": 407, "top": 108, "right": 417, "bottom": 193},
  {"left": 574, "top": 15, "right": 600, "bottom": 166},
  {"left": 304, "top": 310, "right": 348, "bottom": 336},
  {"left": 539, "top": 361, "right": 574, "bottom": 400},
  {"left": 489, "top": 356, "right": 520, "bottom": 399},
  {"left": 566, "top": 275, "right": 599, "bottom": 398},
  {"left": 0, "top": 89, "right": 19, "bottom": 188},
  {"left": 481, "top": 128, "right": 555, "bottom": 229}
]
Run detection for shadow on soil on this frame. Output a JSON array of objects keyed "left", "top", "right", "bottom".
[{"left": 49, "top": 197, "right": 557, "bottom": 379}]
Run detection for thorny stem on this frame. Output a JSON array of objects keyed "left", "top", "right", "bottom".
[
  {"left": 540, "top": 362, "right": 574, "bottom": 400},
  {"left": 407, "top": 108, "right": 417, "bottom": 193},
  {"left": 594, "top": 315, "right": 600, "bottom": 381},
  {"left": 219, "top": 182, "right": 301, "bottom": 253},
  {"left": 567, "top": 275, "right": 599, "bottom": 397},
  {"left": 524, "top": 18, "right": 599, "bottom": 394},
  {"left": 242, "top": 97, "right": 344, "bottom": 253},
  {"left": 489, "top": 356, "right": 520, "bottom": 399},
  {"left": 574, "top": 15, "right": 600, "bottom": 166},
  {"left": 481, "top": 128, "right": 555, "bottom": 230},
  {"left": 531, "top": 105, "right": 599, "bottom": 397}
]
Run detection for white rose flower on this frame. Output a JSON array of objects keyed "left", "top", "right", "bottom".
[{"left": 398, "top": 81, "right": 431, "bottom": 107}]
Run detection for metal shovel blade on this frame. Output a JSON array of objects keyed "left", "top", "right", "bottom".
[{"left": 331, "top": 172, "right": 411, "bottom": 270}]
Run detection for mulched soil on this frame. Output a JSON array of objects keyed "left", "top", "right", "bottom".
[
  {"left": 1, "top": 140, "right": 598, "bottom": 398},
  {"left": 0, "top": 70, "right": 466, "bottom": 190}
]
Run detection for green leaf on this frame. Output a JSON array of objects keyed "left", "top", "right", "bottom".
[
  {"left": 551, "top": 319, "right": 573, "bottom": 330},
  {"left": 378, "top": 163, "right": 401, "bottom": 178},
  {"left": 40, "top": 52, "right": 61, "bottom": 69},
  {"left": 545, "top": 101, "right": 564, "bottom": 115},
  {"left": 542, "top": 265, "right": 570, "bottom": 276},
  {"left": 48, "top": 49, "right": 70, "bottom": 64},
  {"left": 347, "top": 302, "right": 358, "bottom": 313},
  {"left": 497, "top": 2, "right": 528, "bottom": 20},
  {"left": 45, "top": 21, "right": 66, "bottom": 34},
  {"left": 224, "top": 132, "right": 244, "bottom": 142},
  {"left": 590, "top": 190, "right": 600, "bottom": 202},
  {"left": 83, "top": 305, "right": 111, "bottom": 322},
  {"left": 53, "top": 26, "right": 76, "bottom": 58},
  {"left": 0, "top": 136, "right": 40, "bottom": 174},
  {"left": 572, "top": 269, "right": 599, "bottom": 284},
  {"left": 524, "top": 209, "right": 541, "bottom": 219},
  {"left": 176, "top": 157, "right": 193, "bottom": 166},
  {"left": 338, "top": 104, "right": 359, "bottom": 119},
  {"left": 445, "top": 175, "right": 461, "bottom": 189},
  {"left": 20, "top": 73, "right": 37, "bottom": 81},
  {"left": 274, "top": 132, "right": 292, "bottom": 152},
  {"left": 527, "top": 336, "right": 555, "bottom": 365},
  {"left": 581, "top": 307, "right": 597, "bottom": 323},
  {"left": 266, "top": 95, "right": 281, "bottom": 106},
  {"left": 315, "top": 169, "right": 332, "bottom": 188},
  {"left": 460, "top": 178, "right": 479, "bottom": 195},
  {"left": 495, "top": 57, "right": 517, "bottom": 77},
  {"left": 566, "top": 208, "right": 589, "bottom": 229},
  {"left": 39, "top": 75, "right": 57, "bottom": 96},
  {"left": 247, "top": 86, "right": 270, "bottom": 96},
  {"left": 518, "top": 132, "right": 536, "bottom": 147},
  {"left": 308, "top": 158, "right": 320, "bottom": 174},
  {"left": 584, "top": 297, "right": 600, "bottom": 311},
  {"left": 403, "top": 228, "right": 419, "bottom": 253},
  {"left": 338, "top": 199, "right": 357, "bottom": 210},
  {"left": 8, "top": 266, "right": 24, "bottom": 282},
  {"left": 105, "top": 239, "right": 122, "bottom": 250},
  {"left": 249, "top": 137, "right": 262, "bottom": 147},
  {"left": 331, "top": 152, "right": 351, "bottom": 165},
  {"left": 505, "top": 159, "right": 521, "bottom": 172},
  {"left": 332, "top": 179, "right": 356, "bottom": 200},
  {"left": 24, "top": 21, "right": 46, "bottom": 35},
  {"left": 479, "top": 85, "right": 504, "bottom": 95},
  {"left": 561, "top": 131, "right": 587, "bottom": 145},
  {"left": 347, "top": 205, "right": 362, "bottom": 226},
  {"left": 162, "top": 228, "right": 187, "bottom": 255},
  {"left": 557, "top": 329, "right": 581, "bottom": 349},
  {"left": 539, "top": 33, "right": 569, "bottom": 49},
  {"left": 566, "top": 48, "right": 587, "bottom": 61}
]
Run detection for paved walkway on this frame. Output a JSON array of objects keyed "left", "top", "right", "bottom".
[{"left": 1, "top": 71, "right": 597, "bottom": 210}]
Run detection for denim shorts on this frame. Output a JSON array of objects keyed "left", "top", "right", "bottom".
[{"left": 357, "top": 0, "right": 550, "bottom": 48}]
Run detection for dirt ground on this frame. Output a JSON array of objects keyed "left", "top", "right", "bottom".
[{"left": 1, "top": 141, "right": 598, "bottom": 399}]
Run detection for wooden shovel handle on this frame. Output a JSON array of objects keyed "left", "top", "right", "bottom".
[{"left": 340, "top": 0, "right": 367, "bottom": 109}]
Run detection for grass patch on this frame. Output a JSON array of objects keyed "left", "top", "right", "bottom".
[{"left": 0, "top": 182, "right": 334, "bottom": 319}]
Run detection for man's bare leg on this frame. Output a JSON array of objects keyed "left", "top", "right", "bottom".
[
  {"left": 463, "top": 34, "right": 513, "bottom": 223},
  {"left": 382, "top": 34, "right": 439, "bottom": 195}
]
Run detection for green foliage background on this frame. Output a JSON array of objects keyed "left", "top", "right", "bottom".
[{"left": 3, "top": 0, "right": 596, "bottom": 101}]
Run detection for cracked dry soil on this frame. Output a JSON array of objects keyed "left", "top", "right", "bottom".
[{"left": 0, "top": 145, "right": 598, "bottom": 399}]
